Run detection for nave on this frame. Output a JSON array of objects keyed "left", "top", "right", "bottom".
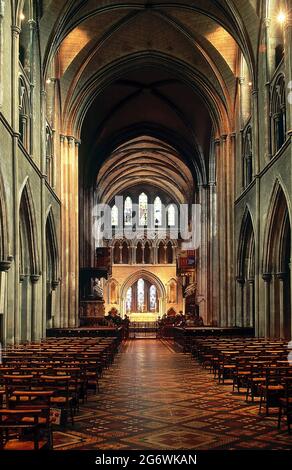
[{"left": 55, "top": 340, "right": 292, "bottom": 451}]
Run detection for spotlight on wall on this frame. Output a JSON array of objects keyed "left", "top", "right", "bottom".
[
  {"left": 248, "top": 82, "right": 253, "bottom": 87},
  {"left": 46, "top": 78, "right": 52, "bottom": 84},
  {"left": 20, "top": 13, "right": 25, "bottom": 21},
  {"left": 277, "top": 11, "right": 287, "bottom": 24}
]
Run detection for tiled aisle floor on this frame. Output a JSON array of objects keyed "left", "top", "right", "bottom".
[{"left": 55, "top": 339, "right": 292, "bottom": 450}]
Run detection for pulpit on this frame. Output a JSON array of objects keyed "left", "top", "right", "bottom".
[
  {"left": 79, "top": 300, "right": 105, "bottom": 327},
  {"left": 79, "top": 266, "right": 108, "bottom": 327}
]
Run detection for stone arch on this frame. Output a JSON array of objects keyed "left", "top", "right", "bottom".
[
  {"left": 19, "top": 180, "right": 40, "bottom": 275},
  {"left": 19, "top": 180, "right": 40, "bottom": 340},
  {"left": 237, "top": 207, "right": 255, "bottom": 327},
  {"left": 120, "top": 270, "right": 166, "bottom": 317},
  {"left": 45, "top": 208, "right": 59, "bottom": 326},
  {"left": 0, "top": 167, "right": 9, "bottom": 262},
  {"left": 262, "top": 181, "right": 291, "bottom": 338},
  {"left": 270, "top": 74, "right": 286, "bottom": 154}
]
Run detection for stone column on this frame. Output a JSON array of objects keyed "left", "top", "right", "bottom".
[
  {"left": 0, "top": 1, "right": 4, "bottom": 107},
  {"left": 133, "top": 246, "right": 137, "bottom": 264},
  {"left": 276, "top": 272, "right": 286, "bottom": 338},
  {"left": 236, "top": 277, "right": 245, "bottom": 327},
  {"left": 60, "top": 135, "right": 68, "bottom": 327},
  {"left": 219, "top": 135, "right": 228, "bottom": 326},
  {"left": 28, "top": 18, "right": 36, "bottom": 157},
  {"left": 60, "top": 135, "right": 80, "bottom": 328},
  {"left": 227, "top": 134, "right": 235, "bottom": 326},
  {"left": 51, "top": 280, "right": 60, "bottom": 328},
  {"left": 0, "top": 258, "right": 12, "bottom": 344},
  {"left": 142, "top": 245, "right": 145, "bottom": 264},
  {"left": 11, "top": 24, "right": 21, "bottom": 343},
  {"left": 68, "top": 136, "right": 77, "bottom": 328},
  {"left": 262, "top": 273, "right": 272, "bottom": 338},
  {"left": 284, "top": 18, "right": 292, "bottom": 133},
  {"left": 163, "top": 245, "right": 167, "bottom": 264},
  {"left": 74, "top": 140, "right": 80, "bottom": 327},
  {"left": 30, "top": 274, "right": 40, "bottom": 340},
  {"left": 119, "top": 244, "right": 123, "bottom": 264},
  {"left": 248, "top": 279, "right": 255, "bottom": 328}
]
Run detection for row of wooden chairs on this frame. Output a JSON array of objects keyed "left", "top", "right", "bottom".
[
  {"left": 189, "top": 336, "right": 292, "bottom": 433},
  {"left": 0, "top": 335, "right": 121, "bottom": 450}
]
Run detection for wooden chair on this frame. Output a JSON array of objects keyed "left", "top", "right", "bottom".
[
  {"left": 278, "top": 377, "right": 292, "bottom": 433},
  {"left": 40, "top": 375, "right": 75, "bottom": 425},
  {"left": 0, "top": 409, "right": 50, "bottom": 450},
  {"left": 246, "top": 362, "right": 266, "bottom": 402},
  {"left": 10, "top": 390, "right": 54, "bottom": 447},
  {"left": 218, "top": 351, "right": 239, "bottom": 384},
  {"left": 3, "top": 375, "right": 35, "bottom": 405},
  {"left": 259, "top": 367, "right": 284, "bottom": 416}
]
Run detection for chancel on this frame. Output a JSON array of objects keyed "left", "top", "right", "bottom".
[{"left": 0, "top": 0, "right": 291, "bottom": 454}]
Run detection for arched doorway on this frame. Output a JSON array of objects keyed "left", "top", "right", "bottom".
[
  {"left": 237, "top": 209, "right": 255, "bottom": 328},
  {"left": 19, "top": 182, "right": 40, "bottom": 341},
  {"left": 0, "top": 170, "right": 10, "bottom": 344},
  {"left": 263, "top": 183, "right": 291, "bottom": 338},
  {"left": 120, "top": 270, "right": 166, "bottom": 319},
  {"left": 46, "top": 209, "right": 59, "bottom": 328}
]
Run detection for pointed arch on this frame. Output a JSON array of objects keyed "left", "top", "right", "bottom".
[
  {"left": 0, "top": 168, "right": 9, "bottom": 261},
  {"left": 19, "top": 180, "right": 40, "bottom": 275},
  {"left": 45, "top": 208, "right": 59, "bottom": 284},
  {"left": 120, "top": 270, "right": 167, "bottom": 316},
  {"left": 237, "top": 207, "right": 255, "bottom": 328},
  {"left": 262, "top": 180, "right": 291, "bottom": 338},
  {"left": 237, "top": 207, "right": 255, "bottom": 279},
  {"left": 45, "top": 208, "right": 59, "bottom": 325},
  {"left": 263, "top": 181, "right": 291, "bottom": 274}
]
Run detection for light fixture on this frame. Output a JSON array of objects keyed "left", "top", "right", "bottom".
[
  {"left": 46, "top": 78, "right": 52, "bottom": 84},
  {"left": 277, "top": 11, "right": 287, "bottom": 24},
  {"left": 248, "top": 82, "right": 252, "bottom": 87},
  {"left": 20, "top": 13, "right": 25, "bottom": 21}
]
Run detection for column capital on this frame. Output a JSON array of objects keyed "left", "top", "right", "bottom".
[
  {"left": 236, "top": 276, "right": 245, "bottom": 285},
  {"left": 30, "top": 274, "right": 41, "bottom": 284},
  {"left": 52, "top": 280, "right": 60, "bottom": 290},
  {"left": 11, "top": 25, "right": 21, "bottom": 36},
  {"left": 276, "top": 272, "right": 287, "bottom": 281},
  {"left": 262, "top": 272, "right": 272, "bottom": 282},
  {"left": 0, "top": 257, "right": 13, "bottom": 272}
]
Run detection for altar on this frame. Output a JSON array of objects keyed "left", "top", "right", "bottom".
[{"left": 128, "top": 312, "right": 159, "bottom": 322}]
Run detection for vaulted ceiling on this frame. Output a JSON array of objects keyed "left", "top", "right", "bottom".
[{"left": 40, "top": 1, "right": 260, "bottom": 189}]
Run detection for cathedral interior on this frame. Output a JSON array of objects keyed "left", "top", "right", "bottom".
[{"left": 0, "top": 0, "right": 291, "bottom": 454}]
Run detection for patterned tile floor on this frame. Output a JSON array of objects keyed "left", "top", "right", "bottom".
[{"left": 54, "top": 339, "right": 292, "bottom": 450}]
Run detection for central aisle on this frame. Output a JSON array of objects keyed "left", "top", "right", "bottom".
[{"left": 55, "top": 340, "right": 291, "bottom": 450}]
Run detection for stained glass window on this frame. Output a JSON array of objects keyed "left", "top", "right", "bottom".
[
  {"left": 124, "top": 197, "right": 132, "bottom": 226},
  {"left": 167, "top": 204, "right": 175, "bottom": 226},
  {"left": 126, "top": 287, "right": 132, "bottom": 312},
  {"left": 111, "top": 205, "right": 118, "bottom": 226},
  {"left": 154, "top": 196, "right": 162, "bottom": 226},
  {"left": 137, "top": 278, "right": 145, "bottom": 312},
  {"left": 139, "top": 193, "right": 148, "bottom": 226},
  {"left": 149, "top": 285, "right": 157, "bottom": 311}
]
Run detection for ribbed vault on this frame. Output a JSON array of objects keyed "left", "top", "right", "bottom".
[{"left": 96, "top": 136, "right": 194, "bottom": 205}]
